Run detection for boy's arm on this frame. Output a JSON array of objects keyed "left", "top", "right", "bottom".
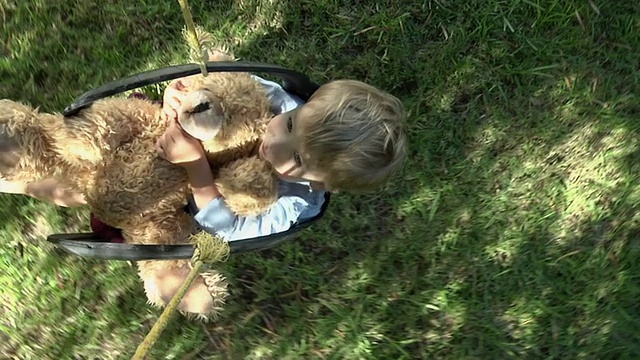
[
  {"left": 155, "top": 118, "right": 222, "bottom": 209},
  {"left": 183, "top": 157, "right": 220, "bottom": 210}
]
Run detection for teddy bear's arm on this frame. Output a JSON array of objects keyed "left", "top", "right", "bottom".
[
  {"left": 0, "top": 97, "right": 162, "bottom": 184},
  {"left": 214, "top": 156, "right": 279, "bottom": 217}
]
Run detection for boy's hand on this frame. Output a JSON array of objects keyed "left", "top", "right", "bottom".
[
  {"left": 161, "top": 77, "right": 193, "bottom": 123},
  {"left": 155, "top": 119, "right": 205, "bottom": 165}
]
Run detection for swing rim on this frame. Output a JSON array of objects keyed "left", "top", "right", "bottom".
[
  {"left": 47, "top": 192, "right": 330, "bottom": 260},
  {"left": 47, "top": 61, "right": 331, "bottom": 260},
  {"left": 63, "top": 61, "right": 320, "bottom": 116}
]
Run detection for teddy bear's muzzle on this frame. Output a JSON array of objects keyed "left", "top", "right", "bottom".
[{"left": 178, "top": 89, "right": 225, "bottom": 141}]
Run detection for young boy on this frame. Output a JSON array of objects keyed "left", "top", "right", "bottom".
[{"left": 156, "top": 75, "right": 407, "bottom": 242}]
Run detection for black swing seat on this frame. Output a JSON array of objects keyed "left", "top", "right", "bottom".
[{"left": 47, "top": 62, "right": 330, "bottom": 261}]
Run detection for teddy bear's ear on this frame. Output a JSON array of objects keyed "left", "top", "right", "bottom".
[
  {"left": 183, "top": 25, "right": 236, "bottom": 63},
  {"left": 207, "top": 48, "right": 235, "bottom": 62}
]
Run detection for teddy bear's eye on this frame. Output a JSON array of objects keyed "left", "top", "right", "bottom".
[{"left": 287, "top": 117, "right": 293, "bottom": 132}]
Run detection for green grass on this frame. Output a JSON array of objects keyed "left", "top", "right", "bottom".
[{"left": 2, "top": 0, "right": 640, "bottom": 358}]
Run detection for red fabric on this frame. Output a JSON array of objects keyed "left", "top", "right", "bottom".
[
  {"left": 90, "top": 214, "right": 124, "bottom": 243},
  {"left": 128, "top": 91, "right": 162, "bottom": 105}
]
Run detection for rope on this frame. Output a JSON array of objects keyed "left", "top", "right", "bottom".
[
  {"left": 131, "top": 233, "right": 230, "bottom": 360},
  {"left": 131, "top": 2, "right": 228, "bottom": 358},
  {"left": 177, "top": 0, "right": 209, "bottom": 77}
]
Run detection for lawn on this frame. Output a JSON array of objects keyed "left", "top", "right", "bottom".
[{"left": 1, "top": 0, "right": 639, "bottom": 359}]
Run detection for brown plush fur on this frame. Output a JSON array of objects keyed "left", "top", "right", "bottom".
[{"left": 0, "top": 52, "right": 280, "bottom": 318}]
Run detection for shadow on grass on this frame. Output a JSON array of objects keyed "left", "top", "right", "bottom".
[
  {"left": 206, "top": 1, "right": 640, "bottom": 359},
  {"left": 2, "top": 0, "right": 640, "bottom": 359}
]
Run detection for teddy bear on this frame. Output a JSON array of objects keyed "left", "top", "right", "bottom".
[{"left": 0, "top": 47, "right": 281, "bottom": 319}]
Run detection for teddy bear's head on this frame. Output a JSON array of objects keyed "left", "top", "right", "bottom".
[
  {"left": 173, "top": 73, "right": 273, "bottom": 149},
  {"left": 176, "top": 87, "right": 226, "bottom": 141}
]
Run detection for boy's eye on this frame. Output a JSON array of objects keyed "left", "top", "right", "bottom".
[
  {"left": 287, "top": 117, "right": 293, "bottom": 132},
  {"left": 293, "top": 152, "right": 302, "bottom": 166}
]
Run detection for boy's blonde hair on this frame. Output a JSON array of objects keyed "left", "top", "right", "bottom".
[{"left": 299, "top": 80, "right": 407, "bottom": 192}]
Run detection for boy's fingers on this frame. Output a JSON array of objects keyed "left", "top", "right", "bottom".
[
  {"left": 165, "top": 109, "right": 176, "bottom": 123},
  {"left": 167, "top": 128, "right": 178, "bottom": 144},
  {"left": 165, "top": 95, "right": 181, "bottom": 109},
  {"left": 166, "top": 79, "right": 182, "bottom": 91},
  {"left": 166, "top": 84, "right": 187, "bottom": 100},
  {"left": 172, "top": 117, "right": 184, "bottom": 130},
  {"left": 162, "top": 107, "right": 178, "bottom": 123},
  {"left": 163, "top": 96, "right": 181, "bottom": 116},
  {"left": 155, "top": 139, "right": 165, "bottom": 158},
  {"left": 175, "top": 76, "right": 195, "bottom": 89},
  {"left": 168, "top": 117, "right": 180, "bottom": 130},
  {"left": 168, "top": 121, "right": 189, "bottom": 143},
  {"left": 165, "top": 87, "right": 180, "bottom": 99}
]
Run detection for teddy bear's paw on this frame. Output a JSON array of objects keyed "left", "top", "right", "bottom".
[
  {"left": 201, "top": 270, "right": 229, "bottom": 319},
  {"left": 142, "top": 265, "right": 229, "bottom": 321},
  {"left": 178, "top": 269, "right": 229, "bottom": 322},
  {"left": 178, "top": 90, "right": 225, "bottom": 141},
  {"left": 0, "top": 124, "right": 23, "bottom": 176}
]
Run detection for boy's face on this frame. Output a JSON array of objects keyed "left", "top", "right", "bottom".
[{"left": 260, "top": 106, "right": 326, "bottom": 188}]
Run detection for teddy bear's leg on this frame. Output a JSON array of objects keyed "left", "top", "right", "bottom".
[
  {"left": 0, "top": 178, "right": 87, "bottom": 207},
  {"left": 0, "top": 97, "right": 162, "bottom": 183}
]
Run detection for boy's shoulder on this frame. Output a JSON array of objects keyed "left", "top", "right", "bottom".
[{"left": 276, "top": 179, "right": 326, "bottom": 220}]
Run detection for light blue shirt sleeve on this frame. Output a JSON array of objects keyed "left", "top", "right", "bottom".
[
  {"left": 190, "top": 180, "right": 325, "bottom": 242},
  {"left": 192, "top": 187, "right": 321, "bottom": 241},
  {"left": 189, "top": 75, "right": 326, "bottom": 242},
  {"left": 251, "top": 74, "right": 305, "bottom": 114}
]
